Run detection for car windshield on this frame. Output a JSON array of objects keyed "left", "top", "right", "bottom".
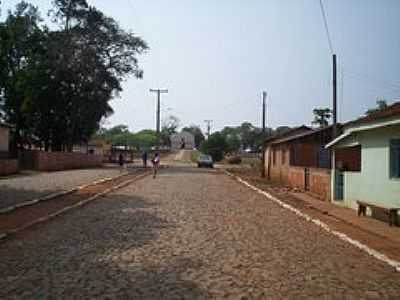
[{"left": 199, "top": 155, "right": 211, "bottom": 161}]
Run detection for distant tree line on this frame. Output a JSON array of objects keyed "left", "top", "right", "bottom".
[{"left": 0, "top": 1, "right": 147, "bottom": 153}]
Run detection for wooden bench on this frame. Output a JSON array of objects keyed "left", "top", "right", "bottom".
[{"left": 357, "top": 200, "right": 399, "bottom": 226}]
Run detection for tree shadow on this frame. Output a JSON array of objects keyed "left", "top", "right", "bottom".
[
  {"left": 0, "top": 192, "right": 210, "bottom": 298},
  {"left": 0, "top": 186, "right": 61, "bottom": 210}
]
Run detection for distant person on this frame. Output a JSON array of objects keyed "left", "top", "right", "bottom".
[
  {"left": 151, "top": 152, "right": 160, "bottom": 178},
  {"left": 118, "top": 153, "right": 124, "bottom": 171},
  {"left": 142, "top": 151, "right": 148, "bottom": 168}
]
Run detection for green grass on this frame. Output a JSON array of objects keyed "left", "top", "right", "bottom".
[{"left": 191, "top": 149, "right": 201, "bottom": 162}]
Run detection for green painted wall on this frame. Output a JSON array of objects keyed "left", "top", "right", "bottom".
[{"left": 339, "top": 125, "right": 400, "bottom": 209}]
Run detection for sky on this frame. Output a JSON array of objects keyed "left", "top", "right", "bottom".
[{"left": 3, "top": 0, "right": 400, "bottom": 134}]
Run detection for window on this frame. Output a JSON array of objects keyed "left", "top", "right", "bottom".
[
  {"left": 273, "top": 148, "right": 276, "bottom": 165},
  {"left": 390, "top": 139, "right": 400, "bottom": 178}
]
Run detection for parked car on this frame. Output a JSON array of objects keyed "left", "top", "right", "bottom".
[{"left": 197, "top": 154, "right": 214, "bottom": 168}]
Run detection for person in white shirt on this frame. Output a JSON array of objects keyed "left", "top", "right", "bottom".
[{"left": 151, "top": 152, "right": 160, "bottom": 178}]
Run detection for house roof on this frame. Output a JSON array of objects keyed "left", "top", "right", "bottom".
[
  {"left": 270, "top": 124, "right": 339, "bottom": 145},
  {"left": 263, "top": 125, "right": 312, "bottom": 145},
  {"left": 345, "top": 101, "right": 400, "bottom": 127},
  {"left": 325, "top": 102, "right": 400, "bottom": 149}
]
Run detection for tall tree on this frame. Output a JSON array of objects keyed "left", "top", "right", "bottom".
[
  {"left": 366, "top": 99, "right": 388, "bottom": 115},
  {"left": 2, "top": 0, "right": 149, "bottom": 151},
  {"left": 0, "top": 2, "right": 43, "bottom": 150},
  {"left": 312, "top": 108, "right": 332, "bottom": 128}
]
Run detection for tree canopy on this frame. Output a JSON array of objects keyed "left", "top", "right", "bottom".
[
  {"left": 312, "top": 108, "right": 332, "bottom": 128},
  {"left": 0, "top": 1, "right": 148, "bottom": 152}
]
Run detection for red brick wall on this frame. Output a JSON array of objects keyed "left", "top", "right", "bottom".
[
  {"left": 309, "top": 168, "right": 331, "bottom": 201},
  {"left": 19, "top": 151, "right": 102, "bottom": 171},
  {"left": 269, "top": 161, "right": 331, "bottom": 201},
  {"left": 288, "top": 167, "right": 305, "bottom": 189},
  {"left": 0, "top": 159, "right": 18, "bottom": 176}
]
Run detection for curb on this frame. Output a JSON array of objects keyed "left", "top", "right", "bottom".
[
  {"left": 224, "top": 170, "right": 400, "bottom": 273},
  {"left": 0, "top": 172, "right": 129, "bottom": 215},
  {"left": 0, "top": 171, "right": 150, "bottom": 242}
]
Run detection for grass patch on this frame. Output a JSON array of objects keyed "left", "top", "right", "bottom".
[{"left": 191, "top": 149, "right": 201, "bottom": 162}]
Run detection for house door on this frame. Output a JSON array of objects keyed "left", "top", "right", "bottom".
[
  {"left": 335, "top": 170, "right": 344, "bottom": 201},
  {"left": 304, "top": 168, "right": 310, "bottom": 191}
]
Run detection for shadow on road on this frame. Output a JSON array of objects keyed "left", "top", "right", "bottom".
[{"left": 0, "top": 186, "right": 60, "bottom": 210}]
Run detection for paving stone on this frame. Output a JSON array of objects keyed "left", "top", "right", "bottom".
[{"left": 0, "top": 166, "right": 399, "bottom": 298}]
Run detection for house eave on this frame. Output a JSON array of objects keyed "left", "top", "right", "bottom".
[{"left": 325, "top": 118, "right": 400, "bottom": 148}]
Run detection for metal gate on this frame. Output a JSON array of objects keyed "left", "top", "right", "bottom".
[{"left": 335, "top": 170, "right": 344, "bottom": 201}]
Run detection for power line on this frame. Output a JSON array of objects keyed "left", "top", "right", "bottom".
[{"left": 319, "top": 0, "right": 334, "bottom": 55}]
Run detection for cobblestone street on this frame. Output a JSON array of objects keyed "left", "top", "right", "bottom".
[{"left": 0, "top": 166, "right": 399, "bottom": 299}]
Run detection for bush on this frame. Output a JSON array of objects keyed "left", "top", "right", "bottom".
[{"left": 227, "top": 155, "right": 242, "bottom": 164}]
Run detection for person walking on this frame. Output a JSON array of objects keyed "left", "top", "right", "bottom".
[
  {"left": 142, "top": 151, "right": 148, "bottom": 168},
  {"left": 151, "top": 152, "right": 160, "bottom": 179},
  {"left": 118, "top": 153, "right": 124, "bottom": 172}
]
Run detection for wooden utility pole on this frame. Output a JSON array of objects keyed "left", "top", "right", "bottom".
[
  {"left": 261, "top": 91, "right": 267, "bottom": 178},
  {"left": 332, "top": 54, "right": 337, "bottom": 137},
  {"left": 204, "top": 120, "right": 212, "bottom": 138},
  {"left": 150, "top": 89, "right": 168, "bottom": 150}
]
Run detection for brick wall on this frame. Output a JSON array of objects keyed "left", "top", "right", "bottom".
[
  {"left": 19, "top": 151, "right": 102, "bottom": 171},
  {"left": 0, "top": 127, "right": 9, "bottom": 152},
  {"left": 269, "top": 157, "right": 331, "bottom": 201},
  {"left": 309, "top": 167, "right": 331, "bottom": 201},
  {"left": 0, "top": 159, "right": 18, "bottom": 176}
]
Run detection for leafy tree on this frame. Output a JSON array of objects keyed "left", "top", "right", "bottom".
[
  {"left": 312, "top": 108, "right": 332, "bottom": 128},
  {"left": 162, "top": 115, "right": 180, "bottom": 136},
  {"left": 0, "top": 1, "right": 148, "bottom": 152},
  {"left": 366, "top": 99, "right": 388, "bottom": 115},
  {"left": 0, "top": 2, "right": 43, "bottom": 150},
  {"left": 181, "top": 125, "right": 205, "bottom": 148},
  {"left": 200, "top": 132, "right": 228, "bottom": 161}
]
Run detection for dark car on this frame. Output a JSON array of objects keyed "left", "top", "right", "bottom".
[{"left": 197, "top": 154, "right": 214, "bottom": 168}]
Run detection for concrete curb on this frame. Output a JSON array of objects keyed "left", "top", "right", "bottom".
[
  {"left": 224, "top": 170, "right": 400, "bottom": 273},
  {"left": 0, "top": 171, "right": 150, "bottom": 242},
  {"left": 0, "top": 172, "right": 129, "bottom": 215}
]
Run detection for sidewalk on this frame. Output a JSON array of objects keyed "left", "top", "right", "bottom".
[
  {"left": 0, "top": 167, "right": 126, "bottom": 210},
  {"left": 290, "top": 192, "right": 400, "bottom": 244}
]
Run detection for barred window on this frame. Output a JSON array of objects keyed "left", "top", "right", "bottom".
[{"left": 390, "top": 139, "right": 400, "bottom": 178}]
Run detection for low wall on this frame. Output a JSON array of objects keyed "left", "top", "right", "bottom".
[
  {"left": 19, "top": 151, "right": 102, "bottom": 171},
  {"left": 0, "top": 159, "right": 18, "bottom": 176},
  {"left": 309, "top": 167, "right": 331, "bottom": 201},
  {"left": 270, "top": 164, "right": 331, "bottom": 201}
]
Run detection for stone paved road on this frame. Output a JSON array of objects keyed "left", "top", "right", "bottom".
[
  {"left": 0, "top": 166, "right": 399, "bottom": 299},
  {"left": 0, "top": 167, "right": 124, "bottom": 210}
]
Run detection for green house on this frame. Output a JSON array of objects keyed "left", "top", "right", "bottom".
[{"left": 326, "top": 102, "right": 400, "bottom": 212}]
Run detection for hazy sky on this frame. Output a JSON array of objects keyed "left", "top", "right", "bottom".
[{"left": 3, "top": 0, "right": 400, "bottom": 133}]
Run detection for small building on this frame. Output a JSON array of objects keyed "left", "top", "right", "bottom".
[
  {"left": 73, "top": 139, "right": 109, "bottom": 156},
  {"left": 0, "top": 123, "right": 13, "bottom": 154},
  {"left": 326, "top": 102, "right": 400, "bottom": 212},
  {"left": 264, "top": 125, "right": 339, "bottom": 201},
  {"left": 0, "top": 123, "right": 18, "bottom": 175},
  {"left": 170, "top": 131, "right": 195, "bottom": 150}
]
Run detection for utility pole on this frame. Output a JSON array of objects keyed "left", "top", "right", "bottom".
[
  {"left": 262, "top": 91, "right": 267, "bottom": 133},
  {"left": 332, "top": 54, "right": 337, "bottom": 137},
  {"left": 204, "top": 120, "right": 212, "bottom": 139},
  {"left": 261, "top": 91, "right": 267, "bottom": 178},
  {"left": 150, "top": 88, "right": 168, "bottom": 150}
]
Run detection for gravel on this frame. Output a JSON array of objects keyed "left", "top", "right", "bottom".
[{"left": 0, "top": 166, "right": 399, "bottom": 298}]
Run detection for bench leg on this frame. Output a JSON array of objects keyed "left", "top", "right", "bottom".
[
  {"left": 358, "top": 205, "right": 362, "bottom": 216},
  {"left": 389, "top": 211, "right": 398, "bottom": 227}
]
